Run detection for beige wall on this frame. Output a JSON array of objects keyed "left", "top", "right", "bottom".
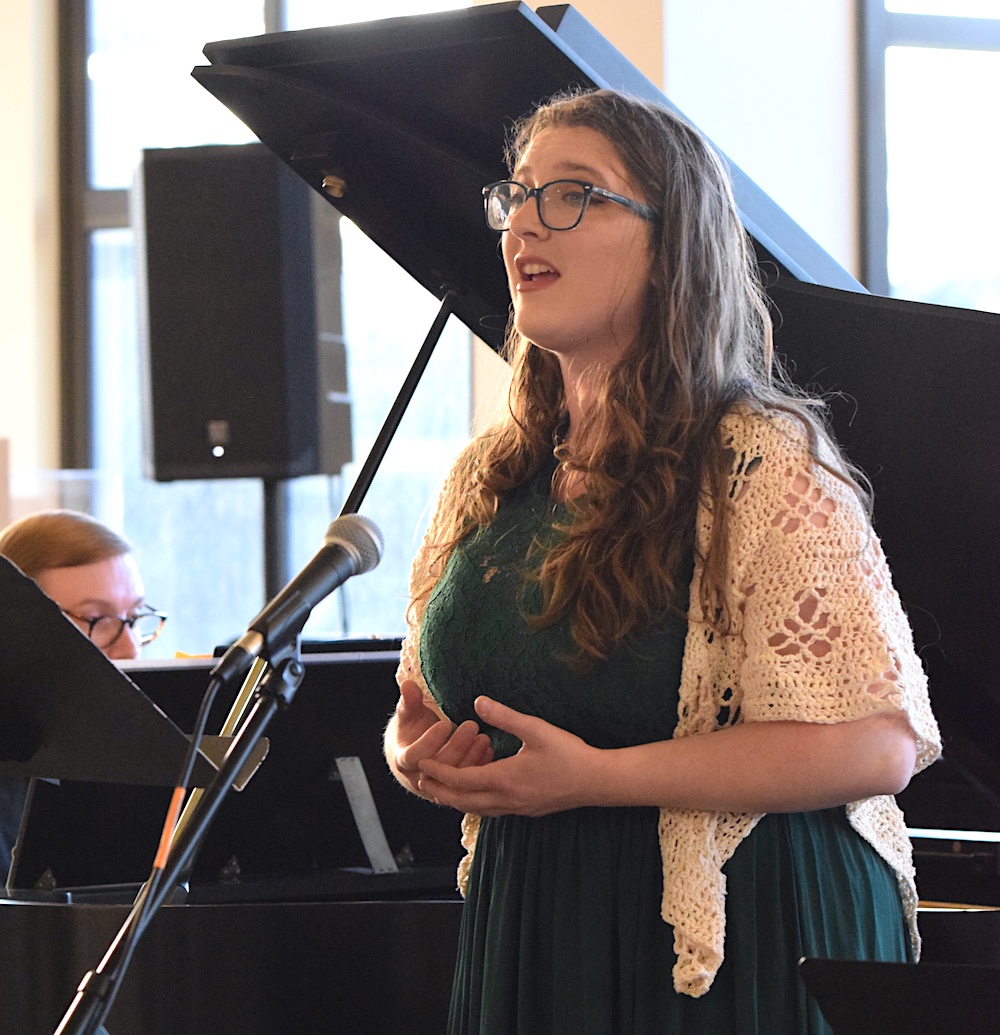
[
  {"left": 556, "top": 0, "right": 664, "bottom": 84},
  {"left": 469, "top": 0, "right": 664, "bottom": 83},
  {"left": 0, "top": 0, "right": 60, "bottom": 477}
]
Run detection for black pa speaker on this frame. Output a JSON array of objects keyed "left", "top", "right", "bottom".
[{"left": 136, "top": 143, "right": 352, "bottom": 481}]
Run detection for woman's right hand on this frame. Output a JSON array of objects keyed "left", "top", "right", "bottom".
[{"left": 386, "top": 679, "right": 494, "bottom": 798}]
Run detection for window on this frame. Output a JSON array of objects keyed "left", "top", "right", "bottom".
[
  {"left": 860, "top": 2, "right": 1000, "bottom": 311},
  {"left": 66, "top": 0, "right": 474, "bottom": 657}
]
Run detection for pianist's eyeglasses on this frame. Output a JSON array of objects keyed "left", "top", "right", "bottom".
[
  {"left": 483, "top": 179, "right": 660, "bottom": 232},
  {"left": 61, "top": 607, "right": 168, "bottom": 649}
]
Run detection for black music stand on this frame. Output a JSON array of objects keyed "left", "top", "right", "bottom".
[
  {"left": 0, "top": 557, "right": 221, "bottom": 788},
  {"left": 799, "top": 957, "right": 1000, "bottom": 1034}
]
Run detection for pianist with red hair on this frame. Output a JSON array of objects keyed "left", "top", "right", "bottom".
[{"left": 0, "top": 509, "right": 166, "bottom": 878}]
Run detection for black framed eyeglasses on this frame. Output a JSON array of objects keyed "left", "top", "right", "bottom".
[
  {"left": 61, "top": 607, "right": 168, "bottom": 649},
  {"left": 483, "top": 179, "right": 659, "bottom": 232}
]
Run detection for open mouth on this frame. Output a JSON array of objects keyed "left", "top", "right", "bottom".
[{"left": 518, "top": 260, "right": 559, "bottom": 284}]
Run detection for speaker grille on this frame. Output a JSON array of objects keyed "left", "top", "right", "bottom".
[{"left": 136, "top": 143, "right": 351, "bottom": 481}]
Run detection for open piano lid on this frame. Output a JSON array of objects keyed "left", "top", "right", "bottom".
[
  {"left": 191, "top": 0, "right": 863, "bottom": 357},
  {"left": 192, "top": 4, "right": 1000, "bottom": 835}
]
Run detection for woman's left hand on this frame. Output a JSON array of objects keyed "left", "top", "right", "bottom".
[
  {"left": 416, "top": 696, "right": 598, "bottom": 817},
  {"left": 416, "top": 695, "right": 919, "bottom": 817}
]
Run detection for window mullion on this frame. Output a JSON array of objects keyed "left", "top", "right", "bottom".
[
  {"left": 84, "top": 189, "right": 129, "bottom": 231},
  {"left": 859, "top": 0, "right": 891, "bottom": 294},
  {"left": 886, "top": 12, "right": 1000, "bottom": 50},
  {"left": 58, "top": 0, "right": 93, "bottom": 470}
]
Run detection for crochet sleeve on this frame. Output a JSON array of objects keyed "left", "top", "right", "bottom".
[
  {"left": 724, "top": 412, "right": 940, "bottom": 771},
  {"left": 661, "top": 411, "right": 941, "bottom": 999}
]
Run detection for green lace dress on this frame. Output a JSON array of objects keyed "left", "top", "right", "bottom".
[{"left": 419, "top": 461, "right": 910, "bottom": 1035}]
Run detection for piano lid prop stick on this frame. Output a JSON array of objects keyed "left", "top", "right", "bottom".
[{"left": 340, "top": 288, "right": 456, "bottom": 516}]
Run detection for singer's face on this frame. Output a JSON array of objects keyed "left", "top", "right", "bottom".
[
  {"left": 36, "top": 553, "right": 148, "bottom": 660},
  {"left": 501, "top": 125, "right": 655, "bottom": 369}
]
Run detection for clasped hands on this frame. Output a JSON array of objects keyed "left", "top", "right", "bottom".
[{"left": 393, "top": 679, "right": 600, "bottom": 817}]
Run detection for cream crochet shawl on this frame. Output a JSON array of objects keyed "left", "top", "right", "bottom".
[{"left": 397, "top": 408, "right": 942, "bottom": 998}]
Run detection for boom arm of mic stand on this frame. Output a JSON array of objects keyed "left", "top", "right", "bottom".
[
  {"left": 53, "top": 655, "right": 306, "bottom": 1035},
  {"left": 341, "top": 288, "right": 457, "bottom": 516}
]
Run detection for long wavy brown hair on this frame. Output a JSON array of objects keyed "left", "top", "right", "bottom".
[{"left": 413, "top": 89, "right": 860, "bottom": 666}]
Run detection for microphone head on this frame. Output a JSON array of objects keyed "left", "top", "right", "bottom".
[{"left": 324, "top": 513, "right": 384, "bottom": 575}]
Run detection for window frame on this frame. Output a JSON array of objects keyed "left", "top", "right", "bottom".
[
  {"left": 57, "top": 0, "right": 285, "bottom": 469},
  {"left": 858, "top": 2, "right": 1000, "bottom": 295}
]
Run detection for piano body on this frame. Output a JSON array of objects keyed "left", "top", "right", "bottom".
[{"left": 2, "top": 4, "right": 998, "bottom": 1033}]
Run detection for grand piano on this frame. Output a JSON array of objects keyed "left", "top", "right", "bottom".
[{"left": 2, "top": 4, "right": 998, "bottom": 1033}]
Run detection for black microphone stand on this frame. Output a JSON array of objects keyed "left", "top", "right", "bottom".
[{"left": 53, "top": 645, "right": 305, "bottom": 1035}]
